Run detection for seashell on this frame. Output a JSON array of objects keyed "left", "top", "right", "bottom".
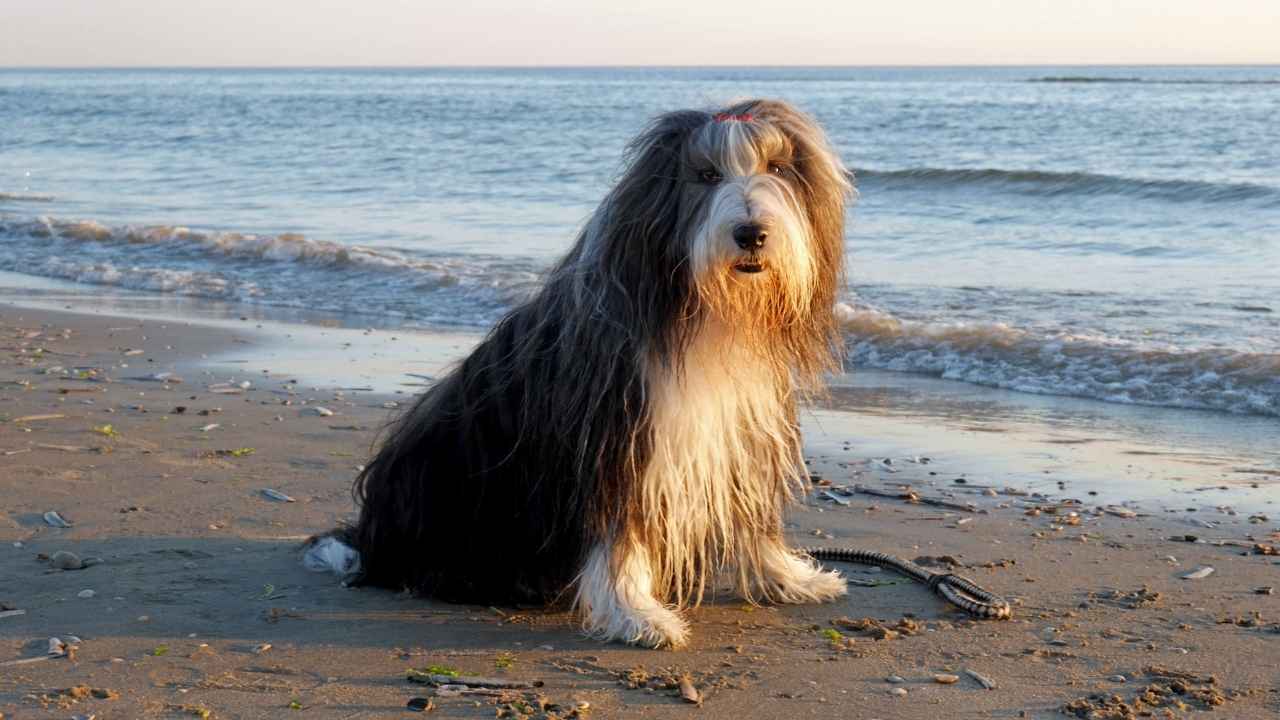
[{"left": 43, "top": 511, "right": 72, "bottom": 528}]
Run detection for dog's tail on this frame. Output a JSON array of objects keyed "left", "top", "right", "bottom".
[{"left": 302, "top": 530, "right": 362, "bottom": 583}]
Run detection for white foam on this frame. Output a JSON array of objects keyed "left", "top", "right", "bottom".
[
  {"left": 0, "top": 191, "right": 56, "bottom": 203},
  {"left": 0, "top": 212, "right": 542, "bottom": 327},
  {"left": 836, "top": 302, "right": 1280, "bottom": 417},
  {"left": 15, "top": 216, "right": 421, "bottom": 270}
]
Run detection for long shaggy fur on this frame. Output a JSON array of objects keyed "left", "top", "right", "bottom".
[{"left": 305, "top": 99, "right": 853, "bottom": 648}]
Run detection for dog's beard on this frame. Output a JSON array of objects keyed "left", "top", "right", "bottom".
[{"left": 689, "top": 174, "right": 817, "bottom": 337}]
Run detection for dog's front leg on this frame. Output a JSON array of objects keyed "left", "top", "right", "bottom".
[
  {"left": 751, "top": 535, "right": 848, "bottom": 604},
  {"left": 575, "top": 541, "right": 689, "bottom": 649}
]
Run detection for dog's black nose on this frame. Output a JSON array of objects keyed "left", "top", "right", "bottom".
[{"left": 733, "top": 223, "right": 767, "bottom": 250}]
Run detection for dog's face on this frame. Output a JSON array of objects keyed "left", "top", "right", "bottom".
[
  {"left": 684, "top": 112, "right": 814, "bottom": 279},
  {"left": 592, "top": 100, "right": 851, "bottom": 334}
]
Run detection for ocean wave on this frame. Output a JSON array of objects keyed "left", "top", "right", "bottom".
[
  {"left": 3, "top": 212, "right": 1277, "bottom": 418},
  {"left": 834, "top": 303, "right": 1280, "bottom": 418},
  {"left": 0, "top": 214, "right": 542, "bottom": 327},
  {"left": 0, "top": 191, "right": 57, "bottom": 203},
  {"left": 8, "top": 216, "right": 417, "bottom": 269},
  {"left": 1028, "top": 76, "right": 1280, "bottom": 85},
  {"left": 854, "top": 166, "right": 1280, "bottom": 206}
]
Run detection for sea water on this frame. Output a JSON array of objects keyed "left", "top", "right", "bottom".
[{"left": 1, "top": 66, "right": 1277, "bottom": 418}]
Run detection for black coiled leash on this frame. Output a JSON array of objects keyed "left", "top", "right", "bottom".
[{"left": 803, "top": 546, "right": 1012, "bottom": 620}]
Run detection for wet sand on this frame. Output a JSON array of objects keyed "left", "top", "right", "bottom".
[{"left": 2, "top": 302, "right": 1279, "bottom": 719}]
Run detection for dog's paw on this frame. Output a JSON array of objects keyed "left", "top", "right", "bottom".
[
  {"left": 585, "top": 602, "right": 690, "bottom": 649},
  {"left": 631, "top": 606, "right": 690, "bottom": 649}
]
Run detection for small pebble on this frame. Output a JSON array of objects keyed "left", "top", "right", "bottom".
[
  {"left": 886, "top": 675, "right": 906, "bottom": 684},
  {"left": 678, "top": 674, "right": 701, "bottom": 705},
  {"left": 1181, "top": 566, "right": 1214, "bottom": 580},
  {"left": 1108, "top": 674, "right": 1127, "bottom": 682},
  {"left": 305, "top": 406, "right": 335, "bottom": 417},
  {"left": 77, "top": 589, "right": 96, "bottom": 599},
  {"left": 50, "top": 550, "right": 84, "bottom": 570},
  {"left": 889, "top": 687, "right": 908, "bottom": 697},
  {"left": 1256, "top": 586, "right": 1274, "bottom": 595},
  {"left": 933, "top": 674, "right": 960, "bottom": 684}
]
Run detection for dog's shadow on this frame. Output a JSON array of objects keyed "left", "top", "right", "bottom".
[
  {"left": 1, "top": 533, "right": 993, "bottom": 716},
  {"left": 4, "top": 533, "right": 953, "bottom": 651},
  {"left": 5, "top": 534, "right": 574, "bottom": 649}
]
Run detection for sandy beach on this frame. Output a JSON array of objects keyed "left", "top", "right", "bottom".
[{"left": 2, "top": 300, "right": 1279, "bottom": 720}]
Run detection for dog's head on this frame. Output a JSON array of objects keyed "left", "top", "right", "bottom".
[{"left": 588, "top": 100, "right": 852, "bottom": 338}]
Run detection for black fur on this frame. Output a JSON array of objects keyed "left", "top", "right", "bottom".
[{"left": 338, "top": 109, "right": 705, "bottom": 604}]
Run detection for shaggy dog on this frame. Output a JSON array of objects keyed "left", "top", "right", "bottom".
[{"left": 305, "top": 98, "right": 854, "bottom": 648}]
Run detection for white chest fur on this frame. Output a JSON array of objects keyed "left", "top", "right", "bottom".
[{"left": 639, "top": 323, "right": 805, "bottom": 604}]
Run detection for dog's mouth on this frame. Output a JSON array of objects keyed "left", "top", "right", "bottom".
[{"left": 733, "top": 260, "right": 766, "bottom": 274}]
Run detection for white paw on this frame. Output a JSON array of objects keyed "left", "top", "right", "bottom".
[
  {"left": 629, "top": 605, "right": 691, "bottom": 649},
  {"left": 586, "top": 603, "right": 690, "bottom": 649},
  {"left": 576, "top": 542, "right": 691, "bottom": 649}
]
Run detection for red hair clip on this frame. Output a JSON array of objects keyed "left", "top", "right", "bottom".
[{"left": 713, "top": 113, "right": 754, "bottom": 123}]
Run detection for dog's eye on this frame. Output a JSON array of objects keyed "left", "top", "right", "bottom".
[
  {"left": 768, "top": 162, "right": 789, "bottom": 176},
  {"left": 696, "top": 168, "right": 722, "bottom": 185}
]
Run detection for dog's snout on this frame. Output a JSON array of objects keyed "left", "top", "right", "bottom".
[{"left": 732, "top": 223, "right": 767, "bottom": 250}]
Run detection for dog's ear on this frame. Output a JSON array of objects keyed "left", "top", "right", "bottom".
[
  {"left": 597, "top": 111, "right": 705, "bottom": 259},
  {"left": 577, "top": 110, "right": 707, "bottom": 347},
  {"left": 747, "top": 99, "right": 853, "bottom": 308},
  {"left": 756, "top": 100, "right": 852, "bottom": 248}
]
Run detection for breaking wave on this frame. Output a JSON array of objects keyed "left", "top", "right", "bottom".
[
  {"left": 0, "top": 214, "right": 542, "bottom": 327},
  {"left": 854, "top": 167, "right": 1280, "bottom": 206},
  {"left": 2, "top": 212, "right": 1277, "bottom": 418},
  {"left": 835, "top": 303, "right": 1280, "bottom": 418},
  {"left": 0, "top": 191, "right": 57, "bottom": 203},
  {"left": 1029, "top": 76, "right": 1280, "bottom": 85}
]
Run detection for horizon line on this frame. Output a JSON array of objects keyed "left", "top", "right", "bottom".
[{"left": 2, "top": 62, "right": 1279, "bottom": 71}]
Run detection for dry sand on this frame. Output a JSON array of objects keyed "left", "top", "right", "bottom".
[{"left": 2, "top": 303, "right": 1278, "bottom": 719}]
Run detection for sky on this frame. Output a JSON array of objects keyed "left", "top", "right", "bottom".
[{"left": 1, "top": 0, "right": 1278, "bottom": 67}]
